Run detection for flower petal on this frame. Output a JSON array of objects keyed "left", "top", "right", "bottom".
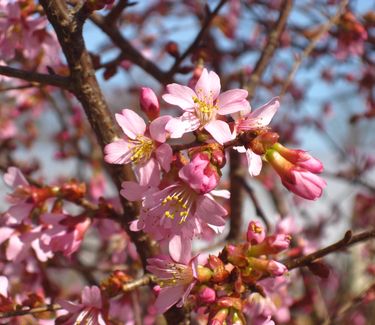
[
  {"left": 155, "top": 143, "right": 173, "bottom": 172},
  {"left": 104, "top": 139, "right": 133, "bottom": 164},
  {"left": 165, "top": 113, "right": 200, "bottom": 139},
  {"left": 4, "top": 167, "right": 29, "bottom": 187},
  {"left": 115, "top": 109, "right": 146, "bottom": 139},
  {"left": 120, "top": 181, "right": 148, "bottom": 201},
  {"left": 217, "top": 89, "right": 250, "bottom": 114},
  {"left": 204, "top": 120, "right": 234, "bottom": 145},
  {"left": 135, "top": 158, "right": 160, "bottom": 186},
  {"left": 195, "top": 196, "right": 227, "bottom": 226},
  {"left": 154, "top": 286, "right": 186, "bottom": 314},
  {"left": 162, "top": 84, "right": 196, "bottom": 110},
  {"left": 243, "top": 97, "right": 279, "bottom": 129},
  {"left": 246, "top": 149, "right": 263, "bottom": 177},
  {"left": 195, "top": 69, "right": 221, "bottom": 100},
  {"left": 169, "top": 235, "right": 192, "bottom": 264},
  {"left": 150, "top": 115, "right": 173, "bottom": 143},
  {"left": 6, "top": 234, "right": 24, "bottom": 260}
]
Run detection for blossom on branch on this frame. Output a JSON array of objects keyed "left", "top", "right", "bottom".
[
  {"left": 104, "top": 109, "right": 172, "bottom": 185},
  {"left": 163, "top": 68, "right": 250, "bottom": 144}
]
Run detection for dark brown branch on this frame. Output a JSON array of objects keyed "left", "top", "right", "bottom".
[
  {"left": 39, "top": 0, "right": 157, "bottom": 267},
  {"left": 167, "top": 0, "right": 228, "bottom": 77},
  {"left": 285, "top": 228, "right": 375, "bottom": 270},
  {"left": 104, "top": 0, "right": 133, "bottom": 25},
  {"left": 247, "top": 0, "right": 293, "bottom": 100},
  {"left": 0, "top": 65, "right": 72, "bottom": 90}
]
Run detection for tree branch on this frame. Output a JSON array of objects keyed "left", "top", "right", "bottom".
[
  {"left": 90, "top": 13, "right": 169, "bottom": 84},
  {"left": 247, "top": 0, "right": 293, "bottom": 100},
  {"left": 39, "top": 0, "right": 157, "bottom": 267},
  {"left": 285, "top": 228, "right": 375, "bottom": 270},
  {"left": 0, "top": 65, "right": 72, "bottom": 90},
  {"left": 279, "top": 0, "right": 349, "bottom": 97},
  {"left": 167, "top": 0, "right": 228, "bottom": 77}
]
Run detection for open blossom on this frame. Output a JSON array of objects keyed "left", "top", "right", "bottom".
[
  {"left": 265, "top": 143, "right": 326, "bottom": 200},
  {"left": 233, "top": 97, "right": 280, "bottom": 176},
  {"left": 163, "top": 68, "right": 250, "bottom": 144},
  {"left": 57, "top": 286, "right": 107, "bottom": 325},
  {"left": 104, "top": 109, "right": 172, "bottom": 185},
  {"left": 0, "top": 1, "right": 60, "bottom": 66},
  {"left": 40, "top": 213, "right": 91, "bottom": 256},
  {"left": 123, "top": 156, "right": 228, "bottom": 258},
  {"left": 147, "top": 253, "right": 199, "bottom": 313}
]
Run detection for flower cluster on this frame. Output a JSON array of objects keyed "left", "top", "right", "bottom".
[
  {"left": 146, "top": 220, "right": 290, "bottom": 323},
  {"left": 104, "top": 68, "right": 326, "bottom": 259}
]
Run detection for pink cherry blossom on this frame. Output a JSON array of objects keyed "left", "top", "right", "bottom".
[
  {"left": 0, "top": 1, "right": 60, "bottom": 67},
  {"left": 104, "top": 109, "right": 172, "bottom": 185},
  {"left": 233, "top": 97, "right": 280, "bottom": 176},
  {"left": 178, "top": 154, "right": 220, "bottom": 194},
  {"left": 247, "top": 220, "right": 266, "bottom": 244},
  {"left": 40, "top": 213, "right": 91, "bottom": 256},
  {"left": 147, "top": 253, "right": 199, "bottom": 313},
  {"left": 163, "top": 68, "right": 249, "bottom": 144},
  {"left": 122, "top": 157, "right": 228, "bottom": 257},
  {"left": 57, "top": 286, "right": 107, "bottom": 325}
]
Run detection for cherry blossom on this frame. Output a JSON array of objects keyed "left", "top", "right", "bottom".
[
  {"left": 104, "top": 109, "right": 173, "bottom": 185},
  {"left": 57, "top": 286, "right": 107, "bottom": 325},
  {"left": 163, "top": 68, "right": 250, "bottom": 144}
]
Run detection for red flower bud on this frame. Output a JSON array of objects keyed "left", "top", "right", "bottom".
[{"left": 139, "top": 87, "right": 160, "bottom": 121}]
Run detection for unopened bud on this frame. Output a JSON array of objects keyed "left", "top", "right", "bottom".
[
  {"left": 140, "top": 87, "right": 160, "bottom": 121},
  {"left": 249, "top": 132, "right": 279, "bottom": 155},
  {"left": 165, "top": 41, "right": 180, "bottom": 58},
  {"left": 198, "top": 286, "right": 216, "bottom": 303}
]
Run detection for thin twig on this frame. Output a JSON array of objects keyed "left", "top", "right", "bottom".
[
  {"left": 285, "top": 228, "right": 375, "bottom": 270},
  {"left": 167, "top": 0, "right": 228, "bottom": 77},
  {"left": 239, "top": 178, "right": 270, "bottom": 231},
  {"left": 279, "top": 0, "right": 348, "bottom": 98},
  {"left": 247, "top": 0, "right": 293, "bottom": 100}
]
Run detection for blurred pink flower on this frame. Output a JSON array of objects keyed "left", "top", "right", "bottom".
[
  {"left": 58, "top": 286, "right": 107, "bottom": 325},
  {"left": 147, "top": 253, "right": 199, "bottom": 313}
]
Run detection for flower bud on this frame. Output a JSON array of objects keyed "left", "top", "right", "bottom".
[
  {"left": 247, "top": 220, "right": 266, "bottom": 244},
  {"left": 139, "top": 87, "right": 160, "bottom": 121},
  {"left": 209, "top": 308, "right": 228, "bottom": 325},
  {"left": 249, "top": 132, "right": 279, "bottom": 155},
  {"left": 267, "top": 260, "right": 288, "bottom": 276},
  {"left": 198, "top": 286, "right": 216, "bottom": 303},
  {"left": 272, "top": 143, "right": 323, "bottom": 173},
  {"left": 208, "top": 255, "right": 229, "bottom": 282},
  {"left": 217, "top": 297, "right": 243, "bottom": 310}
]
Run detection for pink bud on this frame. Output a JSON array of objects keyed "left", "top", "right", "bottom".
[
  {"left": 247, "top": 221, "right": 266, "bottom": 244},
  {"left": 265, "top": 234, "right": 291, "bottom": 253},
  {"left": 179, "top": 155, "right": 220, "bottom": 194},
  {"left": 198, "top": 286, "right": 216, "bottom": 303},
  {"left": 282, "top": 170, "right": 326, "bottom": 200},
  {"left": 267, "top": 260, "right": 287, "bottom": 276},
  {"left": 139, "top": 87, "right": 160, "bottom": 121},
  {"left": 272, "top": 143, "right": 323, "bottom": 173}
]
